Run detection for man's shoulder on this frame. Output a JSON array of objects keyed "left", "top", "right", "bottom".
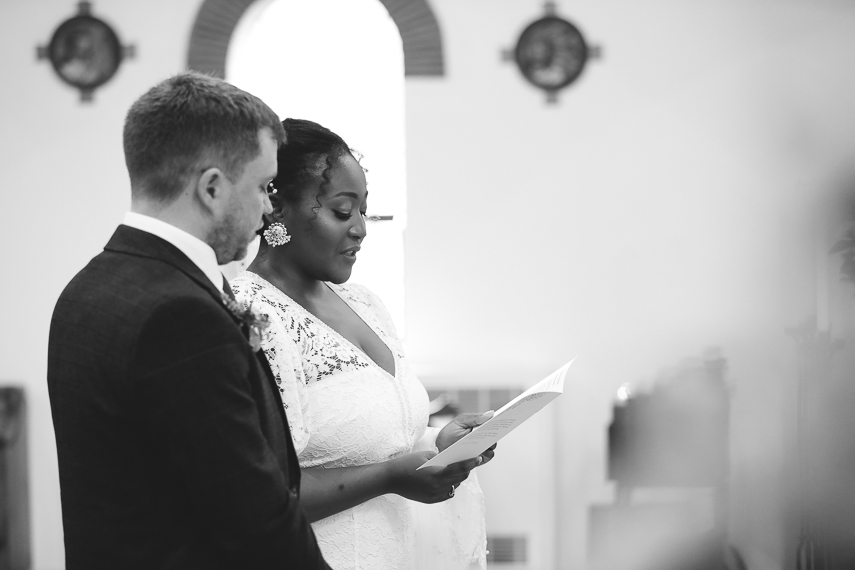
[
  {"left": 70, "top": 248, "right": 201, "bottom": 298},
  {"left": 49, "top": 248, "right": 243, "bottom": 373},
  {"left": 55, "top": 247, "right": 221, "bottom": 332}
]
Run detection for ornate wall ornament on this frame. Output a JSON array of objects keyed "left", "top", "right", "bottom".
[
  {"left": 502, "top": 2, "right": 601, "bottom": 104},
  {"left": 37, "top": 1, "right": 135, "bottom": 102}
]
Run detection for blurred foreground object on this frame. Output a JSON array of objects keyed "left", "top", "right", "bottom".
[
  {"left": 0, "top": 388, "right": 30, "bottom": 570},
  {"left": 789, "top": 317, "right": 855, "bottom": 569},
  {"left": 590, "top": 350, "right": 745, "bottom": 570}
]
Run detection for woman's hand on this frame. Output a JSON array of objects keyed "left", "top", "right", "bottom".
[
  {"left": 388, "top": 451, "right": 481, "bottom": 504},
  {"left": 299, "top": 416, "right": 499, "bottom": 520},
  {"left": 435, "top": 411, "right": 498, "bottom": 466}
]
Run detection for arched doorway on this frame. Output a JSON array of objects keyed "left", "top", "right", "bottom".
[
  {"left": 187, "top": 0, "right": 444, "bottom": 78},
  {"left": 190, "top": 0, "right": 444, "bottom": 330}
]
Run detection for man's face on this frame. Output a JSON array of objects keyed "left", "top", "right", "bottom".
[{"left": 210, "top": 129, "right": 277, "bottom": 264}]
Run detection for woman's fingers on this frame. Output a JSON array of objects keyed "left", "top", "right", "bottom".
[
  {"left": 436, "top": 410, "right": 495, "bottom": 451},
  {"left": 401, "top": 453, "right": 490, "bottom": 503},
  {"left": 446, "top": 456, "right": 481, "bottom": 474},
  {"left": 480, "top": 444, "right": 496, "bottom": 464}
]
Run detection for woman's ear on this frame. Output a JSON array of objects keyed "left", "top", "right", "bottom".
[{"left": 268, "top": 191, "right": 289, "bottom": 222}]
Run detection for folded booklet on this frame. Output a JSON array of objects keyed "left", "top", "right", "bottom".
[{"left": 418, "top": 359, "right": 574, "bottom": 469}]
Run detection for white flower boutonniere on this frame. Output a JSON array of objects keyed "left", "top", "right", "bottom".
[{"left": 221, "top": 293, "right": 270, "bottom": 352}]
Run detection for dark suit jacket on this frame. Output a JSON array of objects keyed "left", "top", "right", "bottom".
[{"left": 47, "top": 225, "right": 330, "bottom": 570}]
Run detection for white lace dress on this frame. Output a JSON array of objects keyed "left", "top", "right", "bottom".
[{"left": 232, "top": 272, "right": 487, "bottom": 570}]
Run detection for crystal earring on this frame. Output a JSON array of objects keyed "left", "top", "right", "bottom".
[{"left": 263, "top": 222, "right": 291, "bottom": 247}]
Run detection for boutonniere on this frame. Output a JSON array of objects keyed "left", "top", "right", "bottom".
[{"left": 221, "top": 293, "right": 270, "bottom": 352}]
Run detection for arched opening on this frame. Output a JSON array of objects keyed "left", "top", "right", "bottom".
[
  {"left": 224, "top": 0, "right": 406, "bottom": 326},
  {"left": 187, "top": 0, "right": 444, "bottom": 325},
  {"left": 187, "top": 0, "right": 444, "bottom": 79}
]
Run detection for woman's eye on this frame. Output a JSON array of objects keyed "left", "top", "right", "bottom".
[{"left": 334, "top": 211, "right": 352, "bottom": 220}]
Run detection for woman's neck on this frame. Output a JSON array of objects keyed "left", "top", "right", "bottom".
[{"left": 248, "top": 250, "right": 328, "bottom": 307}]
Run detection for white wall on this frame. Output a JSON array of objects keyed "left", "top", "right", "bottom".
[
  {"left": 3, "top": 0, "right": 855, "bottom": 568},
  {"left": 0, "top": 1, "right": 200, "bottom": 567},
  {"left": 403, "top": 1, "right": 855, "bottom": 568}
]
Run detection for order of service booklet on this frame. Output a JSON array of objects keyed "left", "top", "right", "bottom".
[{"left": 418, "top": 359, "right": 574, "bottom": 469}]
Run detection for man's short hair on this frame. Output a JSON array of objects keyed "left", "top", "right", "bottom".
[{"left": 123, "top": 72, "right": 286, "bottom": 202}]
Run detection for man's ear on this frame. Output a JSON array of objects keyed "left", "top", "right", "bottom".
[{"left": 195, "top": 167, "right": 228, "bottom": 214}]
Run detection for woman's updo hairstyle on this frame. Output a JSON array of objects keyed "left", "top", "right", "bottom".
[{"left": 271, "top": 118, "right": 355, "bottom": 205}]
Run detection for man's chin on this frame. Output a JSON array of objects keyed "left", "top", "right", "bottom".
[
  {"left": 222, "top": 247, "right": 248, "bottom": 267},
  {"left": 214, "top": 246, "right": 246, "bottom": 266},
  {"left": 233, "top": 245, "right": 249, "bottom": 262}
]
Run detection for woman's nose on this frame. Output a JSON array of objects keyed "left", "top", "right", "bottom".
[{"left": 349, "top": 217, "right": 366, "bottom": 239}]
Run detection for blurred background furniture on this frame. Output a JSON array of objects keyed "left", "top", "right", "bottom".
[
  {"left": 588, "top": 352, "right": 743, "bottom": 570},
  {"left": 0, "top": 387, "right": 30, "bottom": 570}
]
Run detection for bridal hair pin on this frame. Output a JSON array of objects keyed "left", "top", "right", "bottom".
[
  {"left": 267, "top": 181, "right": 278, "bottom": 194},
  {"left": 263, "top": 222, "right": 291, "bottom": 247}
]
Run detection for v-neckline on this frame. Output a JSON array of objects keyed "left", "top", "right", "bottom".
[{"left": 248, "top": 272, "right": 398, "bottom": 380}]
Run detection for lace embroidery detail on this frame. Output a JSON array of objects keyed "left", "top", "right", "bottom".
[{"left": 232, "top": 277, "right": 372, "bottom": 386}]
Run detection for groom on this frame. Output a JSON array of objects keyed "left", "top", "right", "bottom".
[{"left": 47, "top": 73, "right": 330, "bottom": 570}]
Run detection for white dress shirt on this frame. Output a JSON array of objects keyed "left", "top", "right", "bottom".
[{"left": 122, "top": 212, "right": 224, "bottom": 291}]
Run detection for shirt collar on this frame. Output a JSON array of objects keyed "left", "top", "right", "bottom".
[{"left": 122, "top": 212, "right": 224, "bottom": 291}]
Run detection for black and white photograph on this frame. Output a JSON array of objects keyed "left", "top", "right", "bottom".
[{"left": 4, "top": 0, "right": 855, "bottom": 569}]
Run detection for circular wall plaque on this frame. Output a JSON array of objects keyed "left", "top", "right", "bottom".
[
  {"left": 514, "top": 15, "right": 589, "bottom": 94},
  {"left": 47, "top": 14, "right": 122, "bottom": 92},
  {"left": 37, "top": 2, "right": 134, "bottom": 102}
]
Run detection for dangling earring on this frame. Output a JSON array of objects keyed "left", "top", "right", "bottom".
[{"left": 263, "top": 222, "right": 291, "bottom": 247}]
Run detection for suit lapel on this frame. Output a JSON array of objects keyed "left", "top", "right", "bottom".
[
  {"left": 105, "top": 225, "right": 292, "bottom": 436},
  {"left": 105, "top": 226, "right": 252, "bottom": 348},
  {"left": 105, "top": 225, "right": 229, "bottom": 309}
]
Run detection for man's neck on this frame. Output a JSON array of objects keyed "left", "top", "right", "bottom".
[{"left": 131, "top": 199, "right": 208, "bottom": 244}]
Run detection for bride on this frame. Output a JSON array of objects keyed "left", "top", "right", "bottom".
[{"left": 232, "top": 119, "right": 493, "bottom": 570}]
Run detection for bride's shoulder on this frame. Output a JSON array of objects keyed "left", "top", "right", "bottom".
[
  {"left": 334, "top": 281, "right": 381, "bottom": 307},
  {"left": 230, "top": 271, "right": 265, "bottom": 299},
  {"left": 333, "top": 282, "right": 397, "bottom": 333},
  {"left": 231, "top": 272, "right": 293, "bottom": 314}
]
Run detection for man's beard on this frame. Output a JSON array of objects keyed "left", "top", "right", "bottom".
[{"left": 209, "top": 214, "right": 250, "bottom": 265}]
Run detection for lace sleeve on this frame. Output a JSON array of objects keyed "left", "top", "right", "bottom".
[{"left": 236, "top": 293, "right": 311, "bottom": 455}]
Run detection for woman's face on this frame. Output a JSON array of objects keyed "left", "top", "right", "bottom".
[{"left": 280, "top": 153, "right": 368, "bottom": 284}]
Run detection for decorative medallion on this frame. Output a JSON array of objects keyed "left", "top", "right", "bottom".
[
  {"left": 37, "top": 1, "right": 135, "bottom": 102},
  {"left": 503, "top": 2, "right": 601, "bottom": 103}
]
